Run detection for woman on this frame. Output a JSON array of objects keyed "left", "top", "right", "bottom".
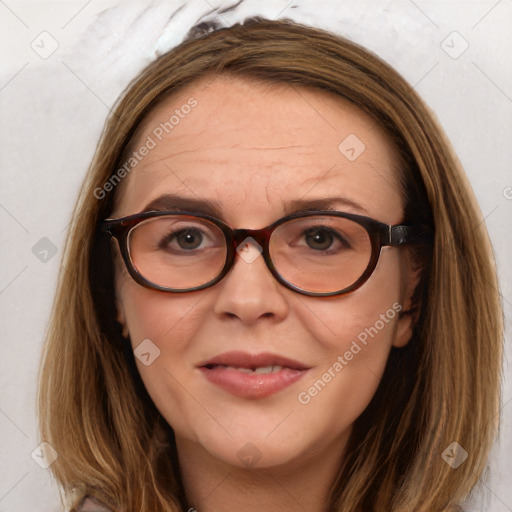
[{"left": 37, "top": 16, "right": 503, "bottom": 512}]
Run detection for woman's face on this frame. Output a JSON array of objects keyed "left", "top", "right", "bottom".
[{"left": 113, "top": 75, "right": 418, "bottom": 471}]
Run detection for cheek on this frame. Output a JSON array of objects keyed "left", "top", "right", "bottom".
[
  {"left": 296, "top": 297, "right": 401, "bottom": 407},
  {"left": 300, "top": 249, "right": 403, "bottom": 354},
  {"left": 118, "top": 277, "right": 206, "bottom": 352},
  {"left": 117, "top": 281, "right": 214, "bottom": 435},
  {"left": 294, "top": 251, "right": 403, "bottom": 422}
]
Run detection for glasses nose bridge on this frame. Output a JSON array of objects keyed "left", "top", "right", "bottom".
[{"left": 231, "top": 227, "right": 272, "bottom": 250}]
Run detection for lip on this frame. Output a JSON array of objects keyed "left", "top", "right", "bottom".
[{"left": 197, "top": 351, "right": 311, "bottom": 399}]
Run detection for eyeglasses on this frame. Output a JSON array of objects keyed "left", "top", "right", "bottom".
[{"left": 99, "top": 210, "right": 431, "bottom": 297}]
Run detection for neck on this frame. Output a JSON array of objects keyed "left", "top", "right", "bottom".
[{"left": 175, "top": 432, "right": 350, "bottom": 512}]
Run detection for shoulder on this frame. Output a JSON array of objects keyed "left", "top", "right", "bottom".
[{"left": 74, "top": 495, "right": 114, "bottom": 512}]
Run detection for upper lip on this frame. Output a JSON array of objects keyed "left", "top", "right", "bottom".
[{"left": 198, "top": 351, "right": 310, "bottom": 370}]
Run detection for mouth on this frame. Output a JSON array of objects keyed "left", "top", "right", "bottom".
[{"left": 197, "top": 351, "right": 311, "bottom": 399}]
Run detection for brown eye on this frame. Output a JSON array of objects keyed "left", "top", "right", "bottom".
[
  {"left": 301, "top": 227, "right": 350, "bottom": 252},
  {"left": 160, "top": 228, "right": 204, "bottom": 251}
]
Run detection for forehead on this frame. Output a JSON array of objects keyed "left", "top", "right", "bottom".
[{"left": 113, "top": 74, "right": 403, "bottom": 224}]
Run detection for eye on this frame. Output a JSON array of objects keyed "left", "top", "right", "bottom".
[
  {"left": 302, "top": 227, "right": 350, "bottom": 251},
  {"left": 159, "top": 227, "right": 209, "bottom": 252}
]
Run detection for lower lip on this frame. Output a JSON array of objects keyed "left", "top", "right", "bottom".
[{"left": 199, "top": 366, "right": 308, "bottom": 399}]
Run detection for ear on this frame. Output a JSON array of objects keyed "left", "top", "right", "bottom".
[
  {"left": 116, "top": 294, "right": 129, "bottom": 339},
  {"left": 393, "top": 247, "right": 423, "bottom": 348},
  {"left": 111, "top": 238, "right": 130, "bottom": 339}
]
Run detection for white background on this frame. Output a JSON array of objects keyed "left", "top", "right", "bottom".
[{"left": 0, "top": 1, "right": 511, "bottom": 510}]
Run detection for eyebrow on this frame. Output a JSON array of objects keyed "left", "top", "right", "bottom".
[{"left": 142, "top": 193, "right": 370, "bottom": 219}]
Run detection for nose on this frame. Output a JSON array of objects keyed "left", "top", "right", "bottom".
[{"left": 212, "top": 237, "right": 289, "bottom": 325}]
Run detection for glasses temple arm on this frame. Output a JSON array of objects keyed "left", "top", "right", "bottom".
[{"left": 389, "top": 224, "right": 433, "bottom": 246}]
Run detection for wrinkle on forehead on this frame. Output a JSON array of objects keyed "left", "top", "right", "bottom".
[
  {"left": 114, "top": 75, "right": 404, "bottom": 219},
  {"left": 139, "top": 143, "right": 315, "bottom": 167}
]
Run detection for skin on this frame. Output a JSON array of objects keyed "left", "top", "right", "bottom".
[{"left": 113, "top": 74, "right": 420, "bottom": 512}]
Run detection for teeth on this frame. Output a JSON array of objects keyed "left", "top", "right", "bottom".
[
  {"left": 221, "top": 365, "right": 284, "bottom": 374},
  {"left": 254, "top": 365, "right": 282, "bottom": 374},
  {"left": 237, "top": 367, "right": 255, "bottom": 374}
]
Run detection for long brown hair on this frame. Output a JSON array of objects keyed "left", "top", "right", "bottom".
[{"left": 37, "top": 17, "right": 503, "bottom": 511}]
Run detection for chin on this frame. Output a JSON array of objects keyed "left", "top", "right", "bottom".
[{"left": 203, "top": 434, "right": 309, "bottom": 470}]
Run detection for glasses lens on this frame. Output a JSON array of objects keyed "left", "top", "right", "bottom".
[
  {"left": 270, "top": 216, "right": 372, "bottom": 294},
  {"left": 128, "top": 215, "right": 227, "bottom": 290}
]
